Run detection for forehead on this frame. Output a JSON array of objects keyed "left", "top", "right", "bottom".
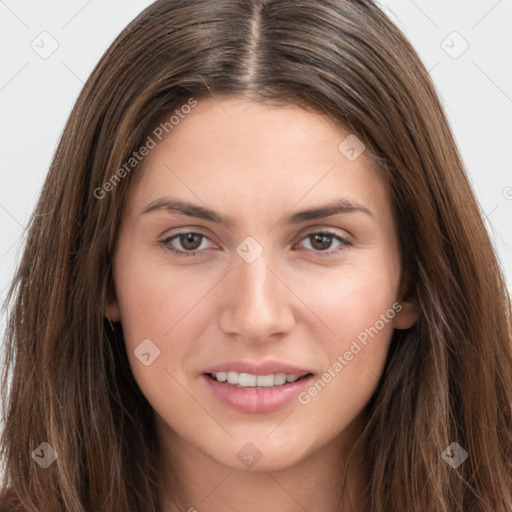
[{"left": 125, "top": 96, "right": 390, "bottom": 224}]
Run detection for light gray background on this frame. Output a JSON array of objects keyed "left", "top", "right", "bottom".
[{"left": 0, "top": 0, "right": 511, "bottom": 356}]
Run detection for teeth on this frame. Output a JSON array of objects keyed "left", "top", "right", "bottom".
[
  {"left": 256, "top": 374, "right": 274, "bottom": 387},
  {"left": 274, "top": 373, "right": 287, "bottom": 385},
  {"left": 216, "top": 372, "right": 228, "bottom": 382},
  {"left": 211, "top": 371, "right": 305, "bottom": 387},
  {"left": 238, "top": 373, "right": 257, "bottom": 387}
]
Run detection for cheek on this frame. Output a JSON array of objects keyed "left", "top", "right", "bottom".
[
  {"left": 294, "top": 255, "right": 399, "bottom": 420},
  {"left": 112, "top": 246, "right": 203, "bottom": 391},
  {"left": 114, "top": 242, "right": 201, "bottom": 344},
  {"left": 304, "top": 255, "right": 399, "bottom": 346},
  {"left": 113, "top": 263, "right": 203, "bottom": 426}
]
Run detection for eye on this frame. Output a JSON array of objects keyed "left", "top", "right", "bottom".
[
  {"left": 160, "top": 229, "right": 352, "bottom": 258},
  {"left": 295, "top": 230, "right": 352, "bottom": 255},
  {"left": 160, "top": 232, "right": 213, "bottom": 257}
]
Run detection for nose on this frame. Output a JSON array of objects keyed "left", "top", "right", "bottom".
[{"left": 218, "top": 250, "right": 295, "bottom": 344}]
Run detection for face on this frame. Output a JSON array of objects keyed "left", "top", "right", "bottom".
[{"left": 107, "top": 96, "right": 418, "bottom": 473}]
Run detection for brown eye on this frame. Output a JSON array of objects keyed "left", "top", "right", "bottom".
[
  {"left": 160, "top": 232, "right": 212, "bottom": 256},
  {"left": 178, "top": 233, "right": 203, "bottom": 251},
  {"left": 297, "top": 230, "right": 352, "bottom": 255},
  {"left": 309, "top": 233, "right": 334, "bottom": 251}
]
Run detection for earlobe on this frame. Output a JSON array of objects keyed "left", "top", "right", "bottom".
[
  {"left": 394, "top": 271, "right": 420, "bottom": 330},
  {"left": 394, "top": 301, "right": 420, "bottom": 329},
  {"left": 105, "top": 292, "right": 121, "bottom": 322}
]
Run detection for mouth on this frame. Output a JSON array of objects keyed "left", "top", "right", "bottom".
[
  {"left": 201, "top": 362, "right": 315, "bottom": 413},
  {"left": 206, "top": 371, "right": 313, "bottom": 388}
]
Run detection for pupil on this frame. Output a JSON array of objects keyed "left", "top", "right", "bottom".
[
  {"left": 181, "top": 233, "right": 201, "bottom": 250},
  {"left": 312, "top": 234, "right": 331, "bottom": 250}
]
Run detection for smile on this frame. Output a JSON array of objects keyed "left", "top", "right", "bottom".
[
  {"left": 208, "top": 371, "right": 308, "bottom": 388},
  {"left": 202, "top": 368, "right": 314, "bottom": 413}
]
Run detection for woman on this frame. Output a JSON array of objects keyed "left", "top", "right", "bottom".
[{"left": 1, "top": 0, "right": 511, "bottom": 511}]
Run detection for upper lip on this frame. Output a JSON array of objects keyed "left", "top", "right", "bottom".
[{"left": 203, "top": 360, "right": 313, "bottom": 376}]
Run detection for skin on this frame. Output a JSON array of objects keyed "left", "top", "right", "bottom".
[{"left": 106, "top": 95, "right": 419, "bottom": 512}]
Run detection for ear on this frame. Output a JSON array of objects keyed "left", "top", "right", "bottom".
[
  {"left": 105, "top": 289, "right": 121, "bottom": 322},
  {"left": 394, "top": 270, "right": 419, "bottom": 330}
]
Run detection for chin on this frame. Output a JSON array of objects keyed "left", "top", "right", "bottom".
[{"left": 200, "top": 431, "right": 318, "bottom": 472}]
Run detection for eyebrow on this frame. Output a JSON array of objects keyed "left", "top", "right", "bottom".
[{"left": 140, "top": 196, "right": 374, "bottom": 227}]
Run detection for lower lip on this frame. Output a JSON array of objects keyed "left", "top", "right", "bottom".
[{"left": 202, "top": 374, "right": 313, "bottom": 413}]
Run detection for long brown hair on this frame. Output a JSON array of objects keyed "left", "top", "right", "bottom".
[{"left": 1, "top": 0, "right": 511, "bottom": 510}]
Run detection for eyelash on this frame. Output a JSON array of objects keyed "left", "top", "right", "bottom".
[{"left": 159, "top": 230, "right": 352, "bottom": 257}]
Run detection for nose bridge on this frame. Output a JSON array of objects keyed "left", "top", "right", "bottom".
[
  {"left": 237, "top": 252, "right": 274, "bottom": 308},
  {"left": 234, "top": 235, "right": 276, "bottom": 303},
  {"left": 218, "top": 242, "right": 294, "bottom": 342}
]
